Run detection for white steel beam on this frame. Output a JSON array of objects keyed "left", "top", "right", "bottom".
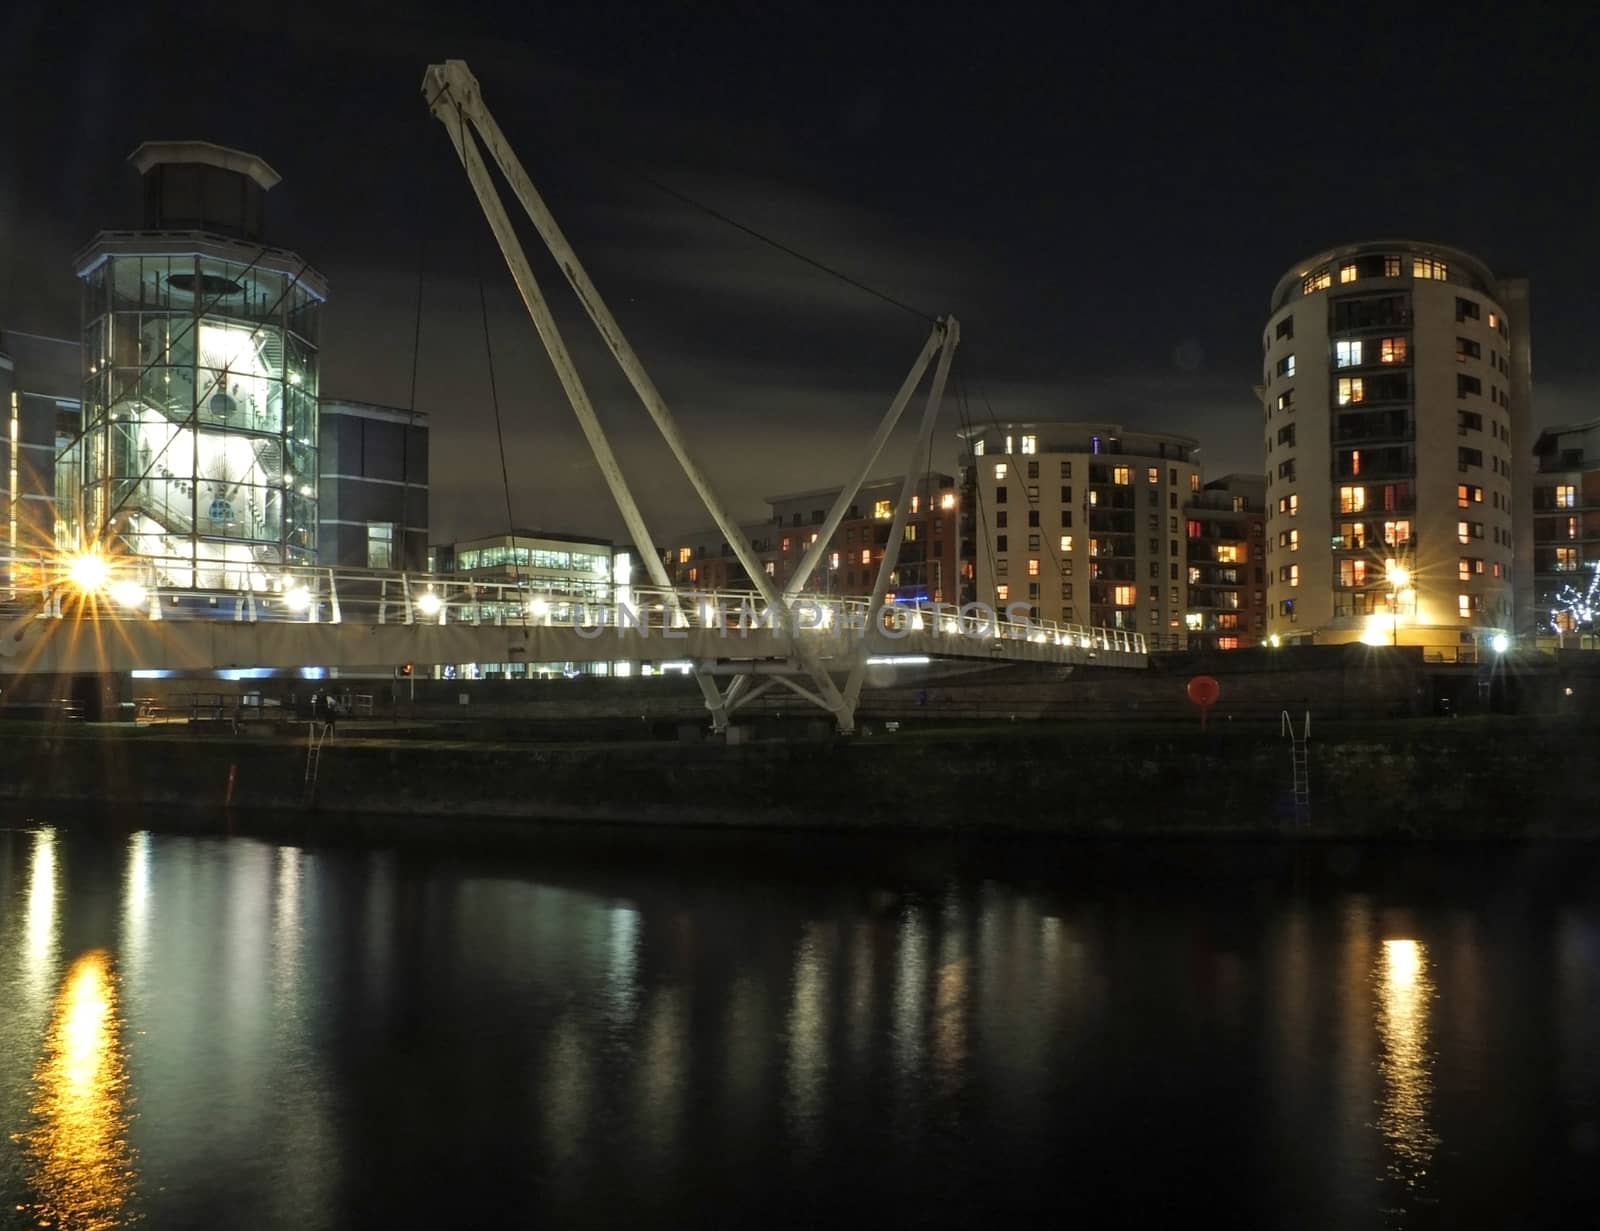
[
  {"left": 424, "top": 69, "right": 729, "bottom": 731},
  {"left": 427, "top": 61, "right": 782, "bottom": 613},
  {"left": 783, "top": 323, "right": 947, "bottom": 600},
  {"left": 844, "top": 318, "right": 960, "bottom": 710}
]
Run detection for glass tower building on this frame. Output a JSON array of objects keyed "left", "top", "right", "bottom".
[{"left": 74, "top": 142, "right": 327, "bottom": 589}]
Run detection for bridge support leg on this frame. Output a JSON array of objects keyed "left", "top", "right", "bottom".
[
  {"left": 773, "top": 669, "right": 854, "bottom": 734},
  {"left": 799, "top": 657, "right": 855, "bottom": 734}
]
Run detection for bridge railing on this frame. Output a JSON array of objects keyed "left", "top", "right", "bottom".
[{"left": 3, "top": 550, "right": 1146, "bottom": 656}]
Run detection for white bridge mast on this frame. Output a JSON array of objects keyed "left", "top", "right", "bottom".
[{"left": 423, "top": 60, "right": 958, "bottom": 734}]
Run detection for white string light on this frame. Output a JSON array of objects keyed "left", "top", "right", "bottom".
[{"left": 1550, "top": 561, "right": 1600, "bottom": 630}]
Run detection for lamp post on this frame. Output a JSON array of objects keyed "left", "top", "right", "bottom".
[{"left": 1385, "top": 563, "right": 1410, "bottom": 647}]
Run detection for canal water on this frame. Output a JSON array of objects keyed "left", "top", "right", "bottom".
[{"left": 1, "top": 821, "right": 1597, "bottom": 1228}]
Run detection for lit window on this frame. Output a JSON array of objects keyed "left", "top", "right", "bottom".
[
  {"left": 1335, "top": 340, "right": 1363, "bottom": 368},
  {"left": 829, "top": 551, "right": 840, "bottom": 569},
  {"left": 1088, "top": 490, "right": 1098, "bottom": 506},
  {"left": 1302, "top": 268, "right": 1331, "bottom": 294},
  {"left": 1027, "top": 558, "right": 1040, "bottom": 576},
  {"left": 1384, "top": 520, "right": 1412, "bottom": 545},
  {"left": 996, "top": 584, "right": 1010, "bottom": 601},
  {"left": 1458, "top": 594, "right": 1471, "bottom": 618},
  {"left": 1339, "top": 263, "right": 1357, "bottom": 284},
  {"left": 1216, "top": 545, "right": 1242, "bottom": 563},
  {"left": 1289, "top": 565, "right": 1299, "bottom": 587},
  {"left": 910, "top": 496, "right": 920, "bottom": 513},
  {"left": 873, "top": 499, "right": 893, "bottom": 519},
  {"left": 940, "top": 491, "right": 956, "bottom": 510},
  {"left": 366, "top": 522, "right": 395, "bottom": 570},
  {"left": 1021, "top": 434, "right": 1037, "bottom": 454},
  {"left": 1276, "top": 390, "right": 1294, "bottom": 413},
  {"left": 1277, "top": 355, "right": 1297, "bottom": 377},
  {"left": 993, "top": 463, "right": 1007, "bottom": 482},
  {"left": 1457, "top": 521, "right": 1470, "bottom": 544},
  {"left": 782, "top": 536, "right": 792, "bottom": 552},
  {"left": 1556, "top": 547, "right": 1578, "bottom": 571},
  {"left": 1190, "top": 473, "right": 1200, "bottom": 493},
  {"left": 1414, "top": 257, "right": 1448, "bottom": 280},
  {"left": 1288, "top": 529, "right": 1299, "bottom": 551},
  {"left": 1113, "top": 466, "right": 1131, "bottom": 485},
  {"left": 973, "top": 439, "right": 986, "bottom": 457},
  {"left": 1059, "top": 535, "right": 1073, "bottom": 552},
  {"left": 1555, "top": 485, "right": 1576, "bottom": 508},
  {"left": 677, "top": 547, "right": 691, "bottom": 564},
  {"left": 1004, "top": 436, "right": 1013, "bottom": 454},
  {"left": 1380, "top": 337, "right": 1408, "bottom": 363},
  {"left": 1351, "top": 449, "right": 1362, "bottom": 476},
  {"left": 1113, "top": 584, "right": 1135, "bottom": 606},
  {"left": 1384, "top": 255, "right": 1401, "bottom": 277},
  {"left": 860, "top": 549, "right": 871, "bottom": 565},
  {"left": 1339, "top": 486, "right": 1365, "bottom": 513},
  {"left": 1338, "top": 377, "right": 1365, "bottom": 405},
  {"left": 1568, "top": 516, "right": 1580, "bottom": 540},
  {"left": 1459, "top": 558, "right": 1473, "bottom": 581},
  {"left": 1488, "top": 312, "right": 1498, "bottom": 329},
  {"left": 764, "top": 561, "right": 776, "bottom": 576}
]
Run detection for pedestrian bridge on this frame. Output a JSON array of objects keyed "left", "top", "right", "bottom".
[{"left": 1, "top": 554, "right": 1147, "bottom": 681}]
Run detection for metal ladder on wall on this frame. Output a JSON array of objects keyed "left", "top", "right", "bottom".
[
  {"left": 1281, "top": 710, "right": 1311, "bottom": 825},
  {"left": 303, "top": 720, "right": 331, "bottom": 803}
]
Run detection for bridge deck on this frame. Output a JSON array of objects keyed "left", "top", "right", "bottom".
[{"left": 1, "top": 559, "right": 1148, "bottom": 675}]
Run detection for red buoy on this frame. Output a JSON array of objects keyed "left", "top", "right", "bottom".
[{"left": 1187, "top": 675, "right": 1220, "bottom": 730}]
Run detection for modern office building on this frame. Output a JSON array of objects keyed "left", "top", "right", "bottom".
[
  {"left": 1, "top": 331, "right": 82, "bottom": 580},
  {"left": 1184, "top": 473, "right": 1268, "bottom": 650},
  {"left": 74, "top": 141, "right": 328, "bottom": 590},
  {"left": 1260, "top": 241, "right": 1531, "bottom": 655},
  {"left": 1532, "top": 419, "right": 1600, "bottom": 634},
  {"left": 958, "top": 423, "right": 1201, "bottom": 641},
  {"left": 317, "top": 399, "right": 429, "bottom": 570},
  {"left": 665, "top": 473, "right": 959, "bottom": 602},
  {"left": 432, "top": 530, "right": 618, "bottom": 601},
  {"left": 427, "top": 529, "right": 631, "bottom": 678}
]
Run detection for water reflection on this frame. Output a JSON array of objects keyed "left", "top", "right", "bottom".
[
  {"left": 892, "top": 907, "right": 927, "bottom": 1084},
  {"left": 18, "top": 949, "right": 137, "bottom": 1230},
  {"left": 1375, "top": 938, "right": 1438, "bottom": 1196},
  {"left": 933, "top": 897, "right": 970, "bottom": 1089},
  {"left": 786, "top": 921, "right": 831, "bottom": 1145},
  {"left": 24, "top": 829, "right": 59, "bottom": 1012}
]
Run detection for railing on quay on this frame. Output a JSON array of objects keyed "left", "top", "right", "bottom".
[{"left": 2, "top": 550, "right": 1147, "bottom": 656}]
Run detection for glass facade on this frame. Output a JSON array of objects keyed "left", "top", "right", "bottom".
[
  {"left": 79, "top": 251, "right": 322, "bottom": 588},
  {"left": 455, "top": 544, "right": 610, "bottom": 576}
]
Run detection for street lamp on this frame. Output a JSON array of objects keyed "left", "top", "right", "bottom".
[{"left": 1385, "top": 563, "right": 1410, "bottom": 647}]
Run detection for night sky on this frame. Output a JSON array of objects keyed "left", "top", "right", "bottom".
[{"left": 4, "top": 1, "right": 1597, "bottom": 544}]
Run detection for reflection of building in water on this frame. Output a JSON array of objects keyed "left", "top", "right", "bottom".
[
  {"left": 24, "top": 828, "right": 59, "bottom": 1013},
  {"left": 22, "top": 949, "right": 136, "bottom": 1230},
  {"left": 1376, "top": 938, "right": 1439, "bottom": 1191},
  {"left": 786, "top": 921, "right": 832, "bottom": 1146}
]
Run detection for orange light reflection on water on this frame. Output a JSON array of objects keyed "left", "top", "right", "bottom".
[
  {"left": 16, "top": 949, "right": 137, "bottom": 1230},
  {"left": 1376, "top": 938, "right": 1438, "bottom": 1194}
]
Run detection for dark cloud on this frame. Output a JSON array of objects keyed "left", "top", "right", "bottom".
[{"left": 4, "top": 0, "right": 1599, "bottom": 547}]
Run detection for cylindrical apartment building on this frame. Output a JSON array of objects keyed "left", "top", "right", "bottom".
[
  {"left": 1261, "top": 242, "right": 1530, "bottom": 653},
  {"left": 958, "top": 422, "right": 1201, "bottom": 644},
  {"left": 74, "top": 142, "right": 327, "bottom": 590}
]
